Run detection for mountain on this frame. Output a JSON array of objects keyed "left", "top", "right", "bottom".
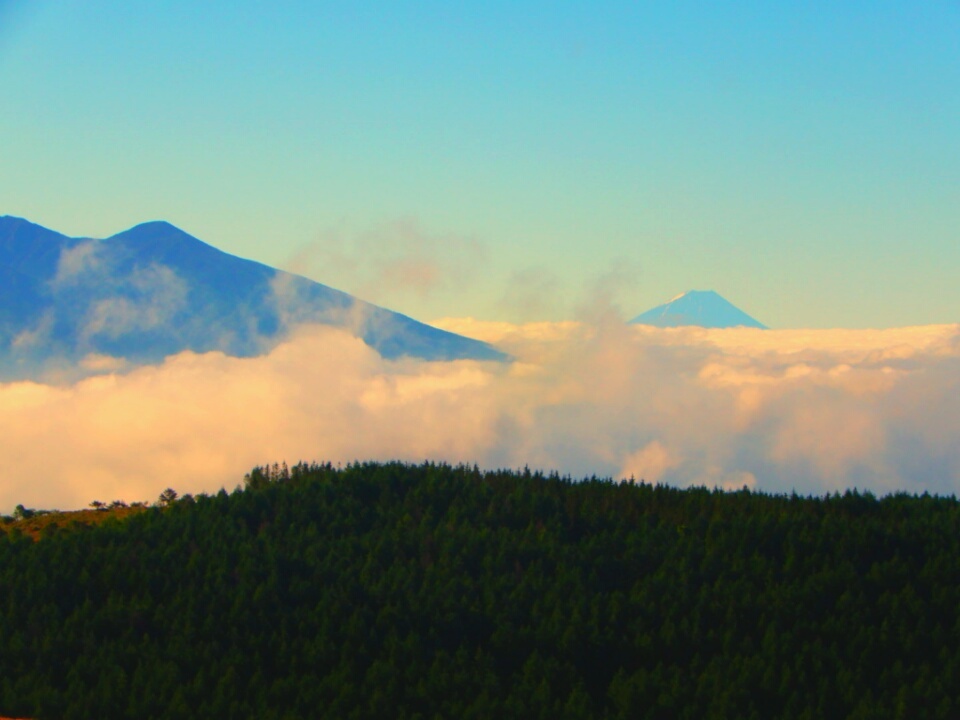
[
  {"left": 630, "top": 290, "right": 766, "bottom": 329},
  {"left": 0, "top": 216, "right": 506, "bottom": 379}
]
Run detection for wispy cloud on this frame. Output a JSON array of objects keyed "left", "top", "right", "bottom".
[
  {"left": 493, "top": 260, "right": 643, "bottom": 323},
  {"left": 47, "top": 241, "right": 191, "bottom": 347},
  {"left": 51, "top": 240, "right": 105, "bottom": 287},
  {"left": 284, "top": 217, "right": 488, "bottom": 308},
  {"left": 495, "top": 267, "right": 564, "bottom": 322},
  {"left": 80, "top": 264, "right": 189, "bottom": 341},
  {"left": 2, "top": 321, "right": 959, "bottom": 513}
]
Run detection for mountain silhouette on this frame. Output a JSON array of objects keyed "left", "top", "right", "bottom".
[
  {"left": 630, "top": 290, "right": 766, "bottom": 329},
  {"left": 0, "top": 216, "right": 506, "bottom": 379}
]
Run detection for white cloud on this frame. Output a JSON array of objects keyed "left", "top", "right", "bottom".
[
  {"left": 51, "top": 240, "right": 105, "bottom": 287},
  {"left": 2, "top": 321, "right": 959, "bottom": 513},
  {"left": 619, "top": 441, "right": 681, "bottom": 483},
  {"left": 80, "top": 264, "right": 188, "bottom": 341},
  {"left": 11, "top": 311, "right": 54, "bottom": 350}
]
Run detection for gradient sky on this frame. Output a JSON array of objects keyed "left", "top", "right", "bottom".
[{"left": 2, "top": 1, "right": 958, "bottom": 328}]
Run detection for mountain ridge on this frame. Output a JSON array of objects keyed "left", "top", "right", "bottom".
[{"left": 0, "top": 216, "right": 506, "bottom": 380}]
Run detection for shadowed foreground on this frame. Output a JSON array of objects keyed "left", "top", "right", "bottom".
[{"left": 2, "top": 461, "right": 959, "bottom": 719}]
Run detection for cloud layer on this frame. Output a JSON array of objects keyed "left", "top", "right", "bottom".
[{"left": 3, "top": 320, "right": 959, "bottom": 512}]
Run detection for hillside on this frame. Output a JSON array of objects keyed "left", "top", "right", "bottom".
[{"left": 1, "top": 462, "right": 959, "bottom": 719}]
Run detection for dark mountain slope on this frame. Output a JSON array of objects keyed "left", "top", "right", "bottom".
[{"left": 0, "top": 217, "right": 83, "bottom": 335}]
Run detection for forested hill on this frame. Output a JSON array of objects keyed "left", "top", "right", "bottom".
[{"left": 2, "top": 463, "right": 960, "bottom": 719}]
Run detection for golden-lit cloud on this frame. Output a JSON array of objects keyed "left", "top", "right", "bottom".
[{"left": 2, "top": 321, "right": 959, "bottom": 513}]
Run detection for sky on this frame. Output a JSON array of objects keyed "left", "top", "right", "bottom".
[{"left": 2, "top": 1, "right": 958, "bottom": 328}]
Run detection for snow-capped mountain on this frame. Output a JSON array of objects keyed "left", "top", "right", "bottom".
[{"left": 630, "top": 290, "right": 766, "bottom": 329}]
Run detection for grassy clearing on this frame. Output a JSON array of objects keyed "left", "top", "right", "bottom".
[{"left": 0, "top": 504, "right": 149, "bottom": 541}]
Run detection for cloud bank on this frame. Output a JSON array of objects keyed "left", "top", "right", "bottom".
[{"left": 3, "top": 320, "right": 959, "bottom": 512}]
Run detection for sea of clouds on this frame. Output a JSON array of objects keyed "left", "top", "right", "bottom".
[{"left": 2, "top": 317, "right": 959, "bottom": 512}]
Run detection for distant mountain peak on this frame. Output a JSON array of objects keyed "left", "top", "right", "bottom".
[
  {"left": 631, "top": 290, "right": 766, "bottom": 329},
  {"left": 128, "top": 219, "right": 183, "bottom": 233},
  {"left": 0, "top": 216, "right": 507, "bottom": 380},
  {"left": 0, "top": 214, "right": 67, "bottom": 239},
  {"left": 112, "top": 220, "right": 205, "bottom": 243}
]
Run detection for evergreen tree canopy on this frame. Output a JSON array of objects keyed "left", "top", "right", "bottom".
[{"left": 1, "top": 461, "right": 958, "bottom": 719}]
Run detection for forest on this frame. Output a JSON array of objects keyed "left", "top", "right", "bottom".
[{"left": 1, "top": 461, "right": 959, "bottom": 719}]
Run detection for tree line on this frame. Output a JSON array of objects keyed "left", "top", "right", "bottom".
[{"left": 1, "top": 461, "right": 958, "bottom": 719}]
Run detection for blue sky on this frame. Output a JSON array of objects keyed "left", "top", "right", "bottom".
[{"left": 2, "top": 1, "right": 958, "bottom": 327}]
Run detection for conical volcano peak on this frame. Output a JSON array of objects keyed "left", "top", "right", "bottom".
[
  {"left": 630, "top": 290, "right": 766, "bottom": 329},
  {"left": 669, "top": 289, "right": 721, "bottom": 302}
]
